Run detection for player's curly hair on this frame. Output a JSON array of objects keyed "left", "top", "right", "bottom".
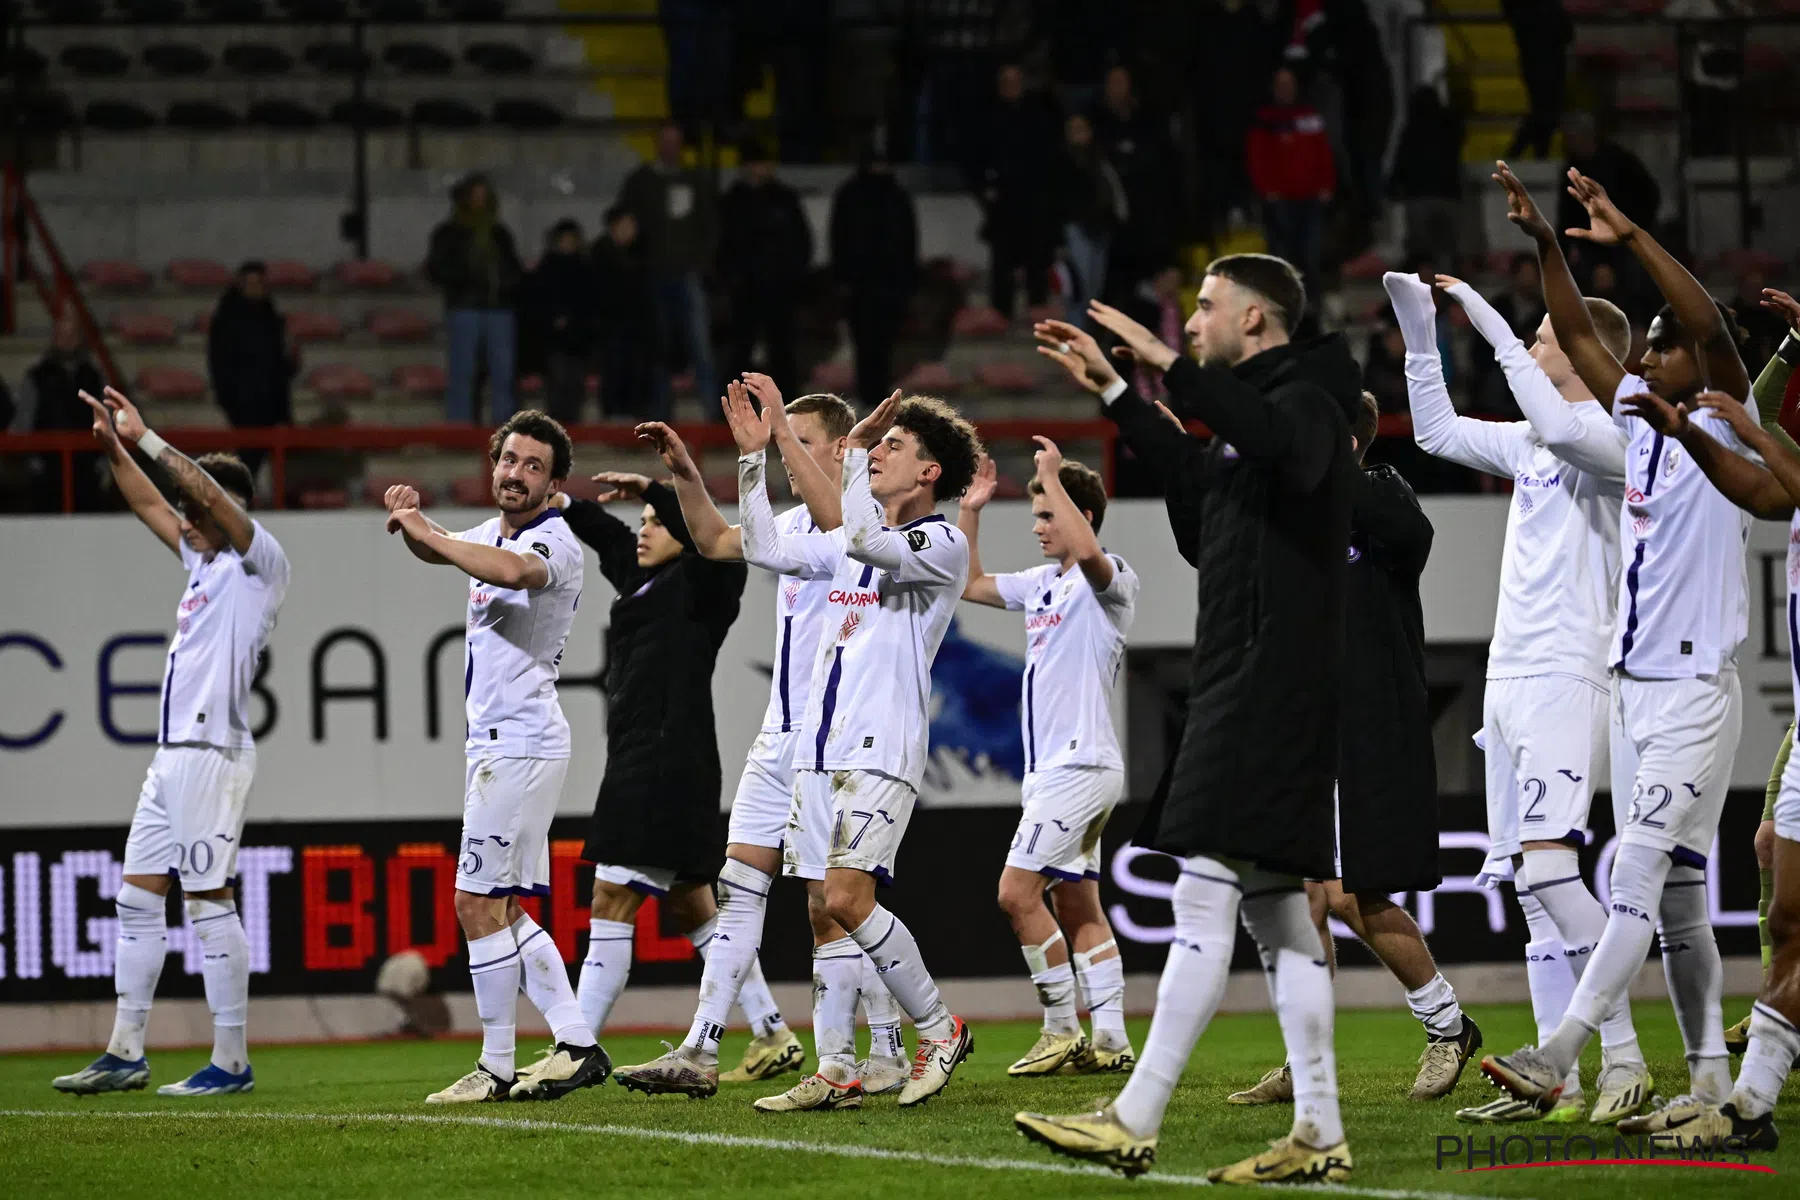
[
  {"left": 489, "top": 409, "right": 572, "bottom": 481},
  {"left": 894, "top": 396, "right": 983, "bottom": 501},
  {"left": 195, "top": 453, "right": 255, "bottom": 509},
  {"left": 1027, "top": 460, "right": 1108, "bottom": 531},
  {"left": 1653, "top": 299, "right": 1748, "bottom": 353}
]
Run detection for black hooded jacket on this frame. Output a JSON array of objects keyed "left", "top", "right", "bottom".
[
  {"left": 1108, "top": 335, "right": 1361, "bottom": 879},
  {"left": 207, "top": 288, "right": 293, "bottom": 427},
  {"left": 566, "top": 483, "right": 747, "bottom": 878}
]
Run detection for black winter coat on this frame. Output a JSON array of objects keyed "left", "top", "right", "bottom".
[
  {"left": 1336, "top": 463, "right": 1440, "bottom": 895},
  {"left": 527, "top": 251, "right": 597, "bottom": 356},
  {"left": 207, "top": 289, "right": 294, "bottom": 427},
  {"left": 566, "top": 483, "right": 747, "bottom": 879},
  {"left": 1114, "top": 338, "right": 1361, "bottom": 879},
  {"left": 829, "top": 168, "right": 918, "bottom": 297},
  {"left": 718, "top": 177, "right": 814, "bottom": 296},
  {"left": 593, "top": 238, "right": 658, "bottom": 343},
  {"left": 425, "top": 218, "right": 525, "bottom": 310}
]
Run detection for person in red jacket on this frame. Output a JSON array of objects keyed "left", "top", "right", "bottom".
[{"left": 1247, "top": 67, "right": 1335, "bottom": 299}]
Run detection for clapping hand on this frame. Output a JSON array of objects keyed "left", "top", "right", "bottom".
[
  {"left": 592, "top": 471, "right": 651, "bottom": 502},
  {"left": 1494, "top": 161, "right": 1554, "bottom": 244},
  {"left": 847, "top": 389, "right": 902, "bottom": 451},
  {"left": 961, "top": 453, "right": 997, "bottom": 511},
  {"left": 721, "top": 379, "right": 771, "bottom": 454},
  {"left": 1033, "top": 319, "right": 1121, "bottom": 395},
  {"left": 1563, "top": 169, "right": 1637, "bottom": 245},
  {"left": 635, "top": 421, "right": 699, "bottom": 482}
]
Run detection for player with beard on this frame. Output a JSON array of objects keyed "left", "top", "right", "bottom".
[{"left": 384, "top": 410, "right": 608, "bottom": 1104}]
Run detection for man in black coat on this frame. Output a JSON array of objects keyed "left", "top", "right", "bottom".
[
  {"left": 1018, "top": 255, "right": 1357, "bottom": 1183},
  {"left": 559, "top": 470, "right": 797, "bottom": 1070},
  {"left": 965, "top": 63, "right": 1061, "bottom": 319},
  {"left": 592, "top": 206, "right": 658, "bottom": 419},
  {"left": 829, "top": 147, "right": 918, "bottom": 405},
  {"left": 718, "top": 144, "right": 813, "bottom": 397},
  {"left": 526, "top": 220, "right": 596, "bottom": 425},
  {"left": 207, "top": 261, "right": 295, "bottom": 477},
  {"left": 17, "top": 308, "right": 107, "bottom": 511}
]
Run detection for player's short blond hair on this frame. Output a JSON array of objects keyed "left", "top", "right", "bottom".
[{"left": 1584, "top": 297, "right": 1632, "bottom": 363}]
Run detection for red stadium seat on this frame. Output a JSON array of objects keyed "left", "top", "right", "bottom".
[
  {"left": 1023, "top": 302, "right": 1062, "bottom": 324},
  {"left": 703, "top": 473, "right": 736, "bottom": 503},
  {"left": 368, "top": 308, "right": 433, "bottom": 342},
  {"left": 973, "top": 361, "right": 1040, "bottom": 393},
  {"left": 391, "top": 362, "right": 448, "bottom": 396},
  {"left": 264, "top": 259, "right": 318, "bottom": 290},
  {"left": 194, "top": 310, "right": 212, "bottom": 336},
  {"left": 286, "top": 310, "right": 346, "bottom": 342},
  {"left": 807, "top": 360, "right": 855, "bottom": 394},
  {"left": 993, "top": 472, "right": 1027, "bottom": 500},
  {"left": 899, "top": 361, "right": 961, "bottom": 394},
  {"left": 81, "top": 259, "right": 152, "bottom": 291},
  {"left": 166, "top": 258, "right": 232, "bottom": 290},
  {"left": 560, "top": 476, "right": 605, "bottom": 502},
  {"left": 951, "top": 305, "right": 1010, "bottom": 338},
  {"left": 672, "top": 370, "right": 696, "bottom": 396},
  {"left": 450, "top": 475, "right": 493, "bottom": 506},
  {"left": 135, "top": 365, "right": 207, "bottom": 400},
  {"left": 111, "top": 311, "right": 179, "bottom": 344},
  {"left": 306, "top": 363, "right": 374, "bottom": 397},
  {"left": 297, "top": 488, "right": 350, "bottom": 509},
  {"left": 335, "top": 258, "right": 400, "bottom": 289},
  {"left": 363, "top": 475, "right": 436, "bottom": 508},
  {"left": 518, "top": 373, "right": 544, "bottom": 395},
  {"left": 1339, "top": 250, "right": 1391, "bottom": 281}
]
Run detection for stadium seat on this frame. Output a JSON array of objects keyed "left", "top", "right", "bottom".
[
  {"left": 899, "top": 361, "right": 961, "bottom": 394},
  {"left": 993, "top": 472, "right": 1027, "bottom": 500},
  {"left": 287, "top": 311, "right": 346, "bottom": 342},
  {"left": 265, "top": 260, "right": 319, "bottom": 290},
  {"left": 808, "top": 360, "right": 854, "bottom": 393},
  {"left": 167, "top": 100, "right": 241, "bottom": 130},
  {"left": 61, "top": 44, "right": 132, "bottom": 77},
  {"left": 199, "top": 0, "right": 266, "bottom": 16},
  {"left": 136, "top": 365, "right": 208, "bottom": 400},
  {"left": 363, "top": 475, "right": 435, "bottom": 507},
  {"left": 223, "top": 42, "right": 295, "bottom": 76},
  {"left": 1, "top": 43, "right": 48, "bottom": 79},
  {"left": 16, "top": 95, "right": 76, "bottom": 133},
  {"left": 382, "top": 40, "right": 454, "bottom": 74},
  {"left": 1023, "top": 302, "right": 1062, "bottom": 325},
  {"left": 194, "top": 311, "right": 212, "bottom": 336},
  {"left": 336, "top": 258, "right": 400, "bottom": 289},
  {"left": 465, "top": 41, "right": 534, "bottom": 74},
  {"left": 112, "top": 311, "right": 180, "bottom": 344},
  {"left": 168, "top": 258, "right": 233, "bottom": 290},
  {"left": 38, "top": 0, "right": 105, "bottom": 18},
  {"left": 82, "top": 259, "right": 152, "bottom": 290},
  {"left": 366, "top": 0, "right": 429, "bottom": 17},
  {"left": 1339, "top": 249, "right": 1391, "bottom": 281},
  {"left": 283, "top": 0, "right": 351, "bottom": 17},
  {"left": 83, "top": 100, "right": 157, "bottom": 131},
  {"left": 518, "top": 373, "right": 543, "bottom": 395},
  {"left": 144, "top": 43, "right": 213, "bottom": 77},
  {"left": 308, "top": 364, "right": 375, "bottom": 397},
  {"left": 298, "top": 488, "right": 351, "bottom": 510},
  {"left": 369, "top": 309, "right": 434, "bottom": 341},
  {"left": 305, "top": 41, "right": 373, "bottom": 75},
  {"left": 973, "top": 361, "right": 1040, "bottom": 394},
  {"left": 449, "top": 475, "right": 492, "bottom": 505},
  {"left": 392, "top": 362, "right": 447, "bottom": 395},
  {"left": 120, "top": 0, "right": 188, "bottom": 16},
  {"left": 703, "top": 473, "right": 736, "bottom": 503},
  {"left": 492, "top": 98, "right": 563, "bottom": 129},
  {"left": 412, "top": 98, "right": 483, "bottom": 129},
  {"left": 329, "top": 97, "right": 404, "bottom": 129},
  {"left": 444, "top": 0, "right": 508, "bottom": 18},
  {"left": 951, "top": 305, "right": 1010, "bottom": 338},
  {"left": 248, "top": 98, "right": 323, "bottom": 129}
]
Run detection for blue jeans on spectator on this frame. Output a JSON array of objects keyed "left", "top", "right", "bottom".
[
  {"left": 446, "top": 308, "right": 516, "bottom": 424},
  {"left": 651, "top": 271, "right": 715, "bottom": 420},
  {"left": 1262, "top": 199, "right": 1324, "bottom": 300},
  {"left": 1063, "top": 223, "right": 1110, "bottom": 330}
]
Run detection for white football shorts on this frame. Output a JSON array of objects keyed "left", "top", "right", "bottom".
[
  {"left": 727, "top": 731, "right": 797, "bottom": 851},
  {"left": 785, "top": 769, "right": 917, "bottom": 883},
  {"left": 1481, "top": 674, "right": 1609, "bottom": 862},
  {"left": 123, "top": 744, "right": 256, "bottom": 892},
  {"left": 591, "top": 862, "right": 679, "bottom": 897},
  {"left": 1615, "top": 671, "right": 1742, "bottom": 867},
  {"left": 1006, "top": 765, "right": 1124, "bottom": 882},
  {"left": 457, "top": 756, "right": 567, "bottom": 897}
]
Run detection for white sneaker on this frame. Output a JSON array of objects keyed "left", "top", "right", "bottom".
[
  {"left": 1478, "top": 1045, "right": 1563, "bottom": 1105},
  {"left": 720, "top": 1028, "right": 805, "bottom": 1083},
  {"left": 614, "top": 1043, "right": 720, "bottom": 1098},
  {"left": 1618, "top": 1092, "right": 1707, "bottom": 1136},
  {"left": 858, "top": 1054, "right": 909, "bottom": 1096},
  {"left": 897, "top": 1016, "right": 973, "bottom": 1107},
  {"left": 425, "top": 1063, "right": 513, "bottom": 1104},
  {"left": 1590, "top": 1062, "right": 1653, "bottom": 1126},
  {"left": 507, "top": 1042, "right": 611, "bottom": 1101},
  {"left": 1007, "top": 1030, "right": 1086, "bottom": 1077},
  {"left": 752, "top": 1060, "right": 864, "bottom": 1112}
]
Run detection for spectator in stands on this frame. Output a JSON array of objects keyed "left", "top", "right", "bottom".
[
  {"left": 593, "top": 205, "right": 659, "bottom": 420},
  {"left": 427, "top": 172, "right": 524, "bottom": 425},
  {"left": 14, "top": 308, "right": 106, "bottom": 511},
  {"left": 1193, "top": 0, "right": 1284, "bottom": 226},
  {"left": 1247, "top": 66, "right": 1335, "bottom": 297},
  {"left": 620, "top": 123, "right": 720, "bottom": 419},
  {"left": 830, "top": 142, "right": 919, "bottom": 405},
  {"left": 1363, "top": 314, "right": 1411, "bottom": 415},
  {"left": 662, "top": 0, "right": 732, "bottom": 144},
  {"left": 718, "top": 141, "right": 813, "bottom": 397},
  {"left": 1090, "top": 65, "right": 1179, "bottom": 300},
  {"left": 207, "top": 261, "right": 296, "bottom": 476},
  {"left": 1556, "top": 112, "right": 1660, "bottom": 290},
  {"left": 1469, "top": 253, "right": 1547, "bottom": 418},
  {"left": 1734, "top": 265, "right": 1785, "bottom": 372},
  {"left": 1389, "top": 84, "right": 1464, "bottom": 268},
  {"left": 529, "top": 219, "right": 596, "bottom": 425},
  {"left": 1055, "top": 113, "right": 1126, "bottom": 329},
  {"left": 966, "top": 62, "right": 1062, "bottom": 320},
  {"left": 1503, "top": 0, "right": 1571, "bottom": 158}
]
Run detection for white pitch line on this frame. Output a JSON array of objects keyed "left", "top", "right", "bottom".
[{"left": 0, "top": 1109, "right": 1529, "bottom": 1200}]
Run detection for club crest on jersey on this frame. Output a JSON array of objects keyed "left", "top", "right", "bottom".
[
  {"left": 1664, "top": 446, "right": 1681, "bottom": 478},
  {"left": 836, "top": 610, "right": 862, "bottom": 642},
  {"left": 905, "top": 528, "right": 931, "bottom": 552},
  {"left": 1347, "top": 543, "right": 1362, "bottom": 564}
]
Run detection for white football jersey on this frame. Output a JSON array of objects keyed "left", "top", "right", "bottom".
[
  {"left": 759, "top": 505, "right": 834, "bottom": 735},
  {"left": 456, "top": 507, "right": 585, "bottom": 759},
  {"left": 1610, "top": 373, "right": 1753, "bottom": 679},
  {"left": 738, "top": 448, "right": 969, "bottom": 789},
  {"left": 994, "top": 556, "right": 1137, "bottom": 772},
  {"left": 160, "top": 521, "right": 290, "bottom": 750}
]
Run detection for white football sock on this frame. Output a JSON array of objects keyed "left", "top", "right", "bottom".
[
  {"left": 1112, "top": 858, "right": 1238, "bottom": 1138},
  {"left": 577, "top": 918, "right": 634, "bottom": 1038},
  {"left": 468, "top": 927, "right": 520, "bottom": 1079},
  {"left": 812, "top": 937, "right": 863, "bottom": 1071},
  {"left": 1023, "top": 929, "right": 1078, "bottom": 1034},
  {"left": 510, "top": 914, "right": 594, "bottom": 1048},
  {"left": 1544, "top": 842, "right": 1671, "bottom": 1076},
  {"left": 1732, "top": 1003, "right": 1800, "bottom": 1120},
  {"left": 1658, "top": 866, "right": 1729, "bottom": 1102},
  {"left": 1405, "top": 972, "right": 1464, "bottom": 1039},
  {"left": 736, "top": 960, "right": 787, "bottom": 1039},
  {"left": 681, "top": 861, "right": 776, "bottom": 1058},
  {"left": 1241, "top": 879, "right": 1344, "bottom": 1147},
  {"left": 1522, "top": 847, "right": 1642, "bottom": 1066},
  {"left": 847, "top": 906, "right": 952, "bottom": 1041},
  {"left": 189, "top": 897, "right": 249, "bottom": 1074},
  {"left": 1074, "top": 941, "right": 1129, "bottom": 1049},
  {"left": 858, "top": 952, "right": 905, "bottom": 1059},
  {"left": 107, "top": 882, "right": 167, "bottom": 1061},
  {"left": 1523, "top": 939, "right": 1580, "bottom": 1094}
]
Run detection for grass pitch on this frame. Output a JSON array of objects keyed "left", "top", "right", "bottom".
[{"left": 2, "top": 1000, "right": 1791, "bottom": 1198}]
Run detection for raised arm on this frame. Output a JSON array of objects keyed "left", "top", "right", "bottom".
[
  {"left": 1030, "top": 437, "right": 1114, "bottom": 593},
  {"left": 1034, "top": 317, "right": 1193, "bottom": 487},
  {"left": 748, "top": 373, "right": 843, "bottom": 531},
  {"left": 80, "top": 390, "right": 181, "bottom": 558},
  {"left": 1385, "top": 273, "right": 1523, "bottom": 478},
  {"left": 563, "top": 482, "right": 643, "bottom": 590},
  {"left": 1753, "top": 289, "right": 1800, "bottom": 460},
  {"left": 1565, "top": 168, "right": 1750, "bottom": 401},
  {"left": 635, "top": 420, "right": 742, "bottom": 560},
  {"left": 955, "top": 455, "right": 1006, "bottom": 607},
  {"left": 389, "top": 507, "right": 552, "bottom": 589},
  {"left": 382, "top": 484, "right": 452, "bottom": 564},
  {"left": 95, "top": 386, "right": 256, "bottom": 554},
  {"left": 726, "top": 380, "right": 841, "bottom": 577},
  {"left": 1495, "top": 162, "right": 1627, "bottom": 409},
  {"left": 1618, "top": 390, "right": 1793, "bottom": 521}
]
